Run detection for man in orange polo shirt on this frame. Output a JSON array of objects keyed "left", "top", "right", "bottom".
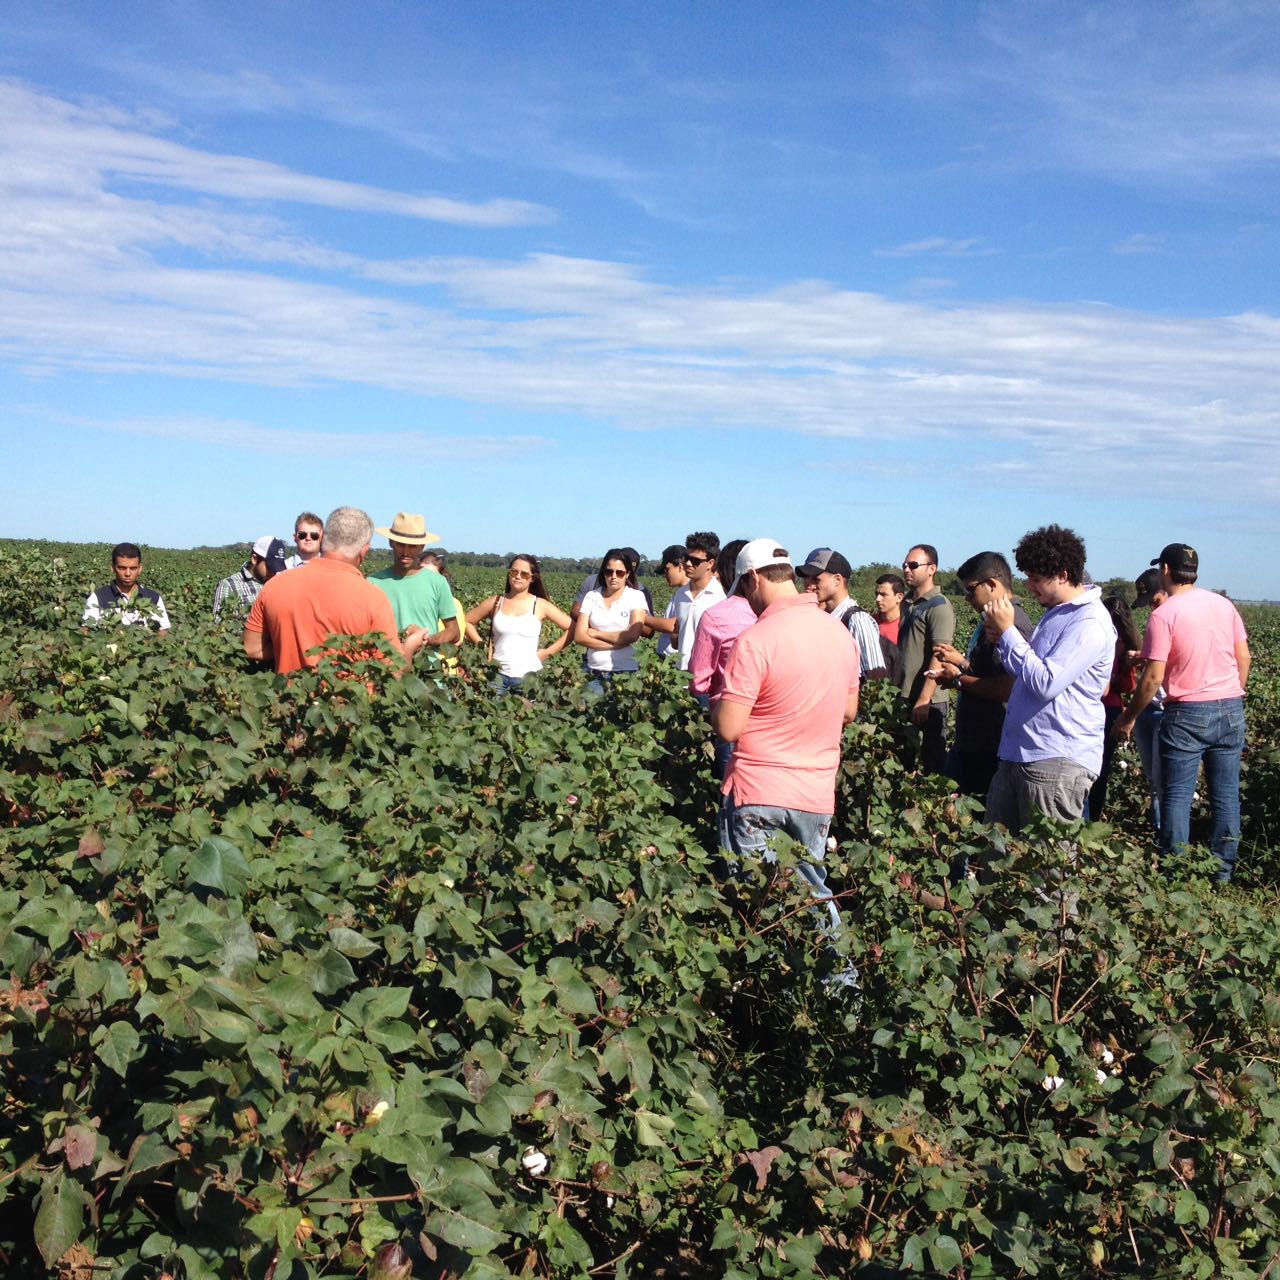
[
  {"left": 244, "top": 506, "right": 426, "bottom": 674},
  {"left": 712, "top": 538, "right": 860, "bottom": 932}
]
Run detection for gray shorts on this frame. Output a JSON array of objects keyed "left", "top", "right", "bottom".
[{"left": 986, "top": 757, "right": 1096, "bottom": 834}]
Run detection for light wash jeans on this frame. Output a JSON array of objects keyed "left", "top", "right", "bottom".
[
  {"left": 1132, "top": 703, "right": 1164, "bottom": 832},
  {"left": 1159, "top": 698, "right": 1245, "bottom": 881},
  {"left": 718, "top": 795, "right": 839, "bottom": 931},
  {"left": 986, "top": 757, "right": 1096, "bottom": 835}
]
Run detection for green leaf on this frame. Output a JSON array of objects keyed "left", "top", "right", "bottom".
[
  {"left": 928, "top": 1233, "right": 964, "bottom": 1274},
  {"left": 92, "top": 1020, "right": 142, "bottom": 1077},
  {"left": 34, "top": 1168, "right": 88, "bottom": 1267},
  {"left": 309, "top": 945, "right": 356, "bottom": 995},
  {"left": 186, "top": 837, "right": 251, "bottom": 897},
  {"left": 635, "top": 1109, "right": 676, "bottom": 1147},
  {"left": 329, "top": 926, "right": 380, "bottom": 957}
]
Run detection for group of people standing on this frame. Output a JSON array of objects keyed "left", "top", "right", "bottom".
[{"left": 83, "top": 509, "right": 1252, "bottom": 884}]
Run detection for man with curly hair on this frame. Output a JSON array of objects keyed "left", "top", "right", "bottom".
[{"left": 982, "top": 524, "right": 1115, "bottom": 832}]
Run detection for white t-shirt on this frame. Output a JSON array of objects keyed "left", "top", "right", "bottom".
[
  {"left": 580, "top": 586, "right": 648, "bottom": 672},
  {"left": 677, "top": 580, "right": 726, "bottom": 670},
  {"left": 661, "top": 586, "right": 693, "bottom": 660}
]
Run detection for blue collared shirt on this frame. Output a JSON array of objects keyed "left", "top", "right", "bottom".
[{"left": 996, "top": 585, "right": 1115, "bottom": 774}]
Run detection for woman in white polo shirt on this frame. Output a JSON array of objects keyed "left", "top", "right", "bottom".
[{"left": 573, "top": 548, "right": 649, "bottom": 691}]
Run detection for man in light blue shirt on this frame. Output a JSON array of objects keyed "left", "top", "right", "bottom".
[{"left": 981, "top": 524, "right": 1115, "bottom": 832}]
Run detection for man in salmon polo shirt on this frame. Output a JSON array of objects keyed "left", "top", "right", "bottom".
[
  {"left": 1113, "top": 542, "right": 1251, "bottom": 882},
  {"left": 244, "top": 506, "right": 427, "bottom": 674},
  {"left": 711, "top": 538, "right": 860, "bottom": 932}
]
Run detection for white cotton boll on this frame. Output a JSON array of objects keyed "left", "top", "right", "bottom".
[
  {"left": 826, "top": 837, "right": 837, "bottom": 853},
  {"left": 1095, "top": 1068, "right": 1108, "bottom": 1084},
  {"left": 1041, "top": 1075, "right": 1065, "bottom": 1092},
  {"left": 364, "top": 1100, "right": 390, "bottom": 1125},
  {"left": 1101, "top": 1048, "right": 1115, "bottom": 1065},
  {"left": 606, "top": 1194, "right": 616, "bottom": 1209},
  {"left": 522, "top": 1147, "right": 549, "bottom": 1176}
]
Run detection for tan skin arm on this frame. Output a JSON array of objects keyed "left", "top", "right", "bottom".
[
  {"left": 244, "top": 628, "right": 269, "bottom": 663},
  {"left": 1236, "top": 640, "right": 1252, "bottom": 691},
  {"left": 1112, "top": 659, "right": 1166, "bottom": 740},
  {"left": 536, "top": 599, "right": 574, "bottom": 661}
]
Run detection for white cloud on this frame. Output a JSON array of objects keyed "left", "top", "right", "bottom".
[
  {"left": 874, "top": 237, "right": 995, "bottom": 258},
  {"left": 0, "top": 80, "right": 552, "bottom": 228},
  {"left": 1112, "top": 233, "right": 1163, "bottom": 255},
  {"left": 2, "top": 81, "right": 1279, "bottom": 512},
  {"left": 33, "top": 410, "right": 550, "bottom": 462}
]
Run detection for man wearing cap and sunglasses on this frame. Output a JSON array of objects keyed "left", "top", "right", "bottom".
[{"left": 1113, "top": 543, "right": 1251, "bottom": 882}]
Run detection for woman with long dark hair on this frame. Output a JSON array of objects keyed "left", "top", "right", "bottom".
[
  {"left": 573, "top": 547, "right": 648, "bottom": 689},
  {"left": 466, "top": 554, "right": 572, "bottom": 691},
  {"left": 1089, "top": 594, "right": 1142, "bottom": 821}
]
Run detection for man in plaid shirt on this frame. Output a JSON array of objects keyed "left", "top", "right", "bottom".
[{"left": 213, "top": 537, "right": 287, "bottom": 622}]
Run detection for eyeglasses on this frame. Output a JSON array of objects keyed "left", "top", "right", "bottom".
[
  {"left": 962, "top": 582, "right": 980, "bottom": 597},
  {"left": 603, "top": 568, "right": 628, "bottom": 578},
  {"left": 508, "top": 569, "right": 532, "bottom": 579},
  {"left": 902, "top": 560, "right": 932, "bottom": 571},
  {"left": 683, "top": 555, "right": 711, "bottom": 567},
  {"left": 296, "top": 531, "right": 321, "bottom": 541}
]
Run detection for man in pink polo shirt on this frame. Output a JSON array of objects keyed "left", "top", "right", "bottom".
[
  {"left": 1114, "top": 542, "right": 1251, "bottom": 881},
  {"left": 711, "top": 538, "right": 860, "bottom": 929}
]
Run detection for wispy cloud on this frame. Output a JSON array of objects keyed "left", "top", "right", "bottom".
[
  {"left": 875, "top": 237, "right": 996, "bottom": 258},
  {"left": 1112, "top": 233, "right": 1163, "bottom": 255},
  {"left": 3, "top": 81, "right": 1280, "bottom": 512},
  {"left": 32, "top": 410, "right": 550, "bottom": 462},
  {"left": 0, "top": 80, "right": 552, "bottom": 228}
]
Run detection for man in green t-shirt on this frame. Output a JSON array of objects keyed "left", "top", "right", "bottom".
[{"left": 368, "top": 512, "right": 460, "bottom": 656}]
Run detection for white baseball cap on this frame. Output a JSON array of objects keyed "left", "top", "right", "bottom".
[{"left": 734, "top": 538, "right": 792, "bottom": 587}]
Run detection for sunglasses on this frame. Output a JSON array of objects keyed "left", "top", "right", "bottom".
[
  {"left": 683, "top": 555, "right": 711, "bottom": 567},
  {"left": 902, "top": 560, "right": 932, "bottom": 571},
  {"left": 603, "top": 568, "right": 628, "bottom": 578},
  {"left": 297, "top": 531, "right": 322, "bottom": 541},
  {"left": 508, "top": 569, "right": 532, "bottom": 579}
]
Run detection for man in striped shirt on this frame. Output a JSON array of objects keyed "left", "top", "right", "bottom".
[
  {"left": 796, "top": 548, "right": 887, "bottom": 682},
  {"left": 213, "top": 537, "right": 287, "bottom": 622}
]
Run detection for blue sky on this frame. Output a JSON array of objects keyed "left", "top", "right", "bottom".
[{"left": 4, "top": 1, "right": 1279, "bottom": 595}]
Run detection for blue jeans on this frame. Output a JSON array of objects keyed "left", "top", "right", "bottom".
[
  {"left": 719, "top": 795, "right": 839, "bottom": 931},
  {"left": 1159, "top": 698, "right": 1245, "bottom": 881},
  {"left": 1132, "top": 703, "right": 1164, "bottom": 831}
]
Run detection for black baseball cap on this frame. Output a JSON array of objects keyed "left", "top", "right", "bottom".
[
  {"left": 1151, "top": 543, "right": 1198, "bottom": 574},
  {"left": 1133, "top": 567, "right": 1162, "bottom": 609},
  {"left": 796, "top": 547, "right": 853, "bottom": 579}
]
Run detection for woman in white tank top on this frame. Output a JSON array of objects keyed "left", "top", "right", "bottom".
[{"left": 466, "top": 555, "right": 572, "bottom": 690}]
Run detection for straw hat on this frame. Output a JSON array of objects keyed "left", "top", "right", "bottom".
[{"left": 376, "top": 512, "right": 441, "bottom": 546}]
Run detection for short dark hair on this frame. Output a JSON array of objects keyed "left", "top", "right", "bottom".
[
  {"left": 112, "top": 542, "right": 142, "bottom": 563},
  {"left": 755, "top": 563, "right": 795, "bottom": 585},
  {"left": 659, "top": 543, "right": 688, "bottom": 569},
  {"left": 876, "top": 573, "right": 906, "bottom": 595},
  {"left": 1167, "top": 563, "right": 1198, "bottom": 586},
  {"left": 1014, "top": 524, "right": 1087, "bottom": 586},
  {"left": 956, "top": 551, "right": 1013, "bottom": 590},
  {"left": 908, "top": 543, "right": 939, "bottom": 566},
  {"left": 716, "top": 538, "right": 749, "bottom": 593},
  {"left": 684, "top": 530, "right": 720, "bottom": 560},
  {"left": 294, "top": 511, "right": 323, "bottom": 531}
]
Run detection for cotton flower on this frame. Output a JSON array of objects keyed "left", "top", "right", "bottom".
[
  {"left": 365, "top": 1100, "right": 390, "bottom": 1125},
  {"left": 522, "top": 1147, "right": 549, "bottom": 1176},
  {"left": 1042, "top": 1075, "right": 1065, "bottom": 1092},
  {"left": 566, "top": 794, "right": 579, "bottom": 806}
]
